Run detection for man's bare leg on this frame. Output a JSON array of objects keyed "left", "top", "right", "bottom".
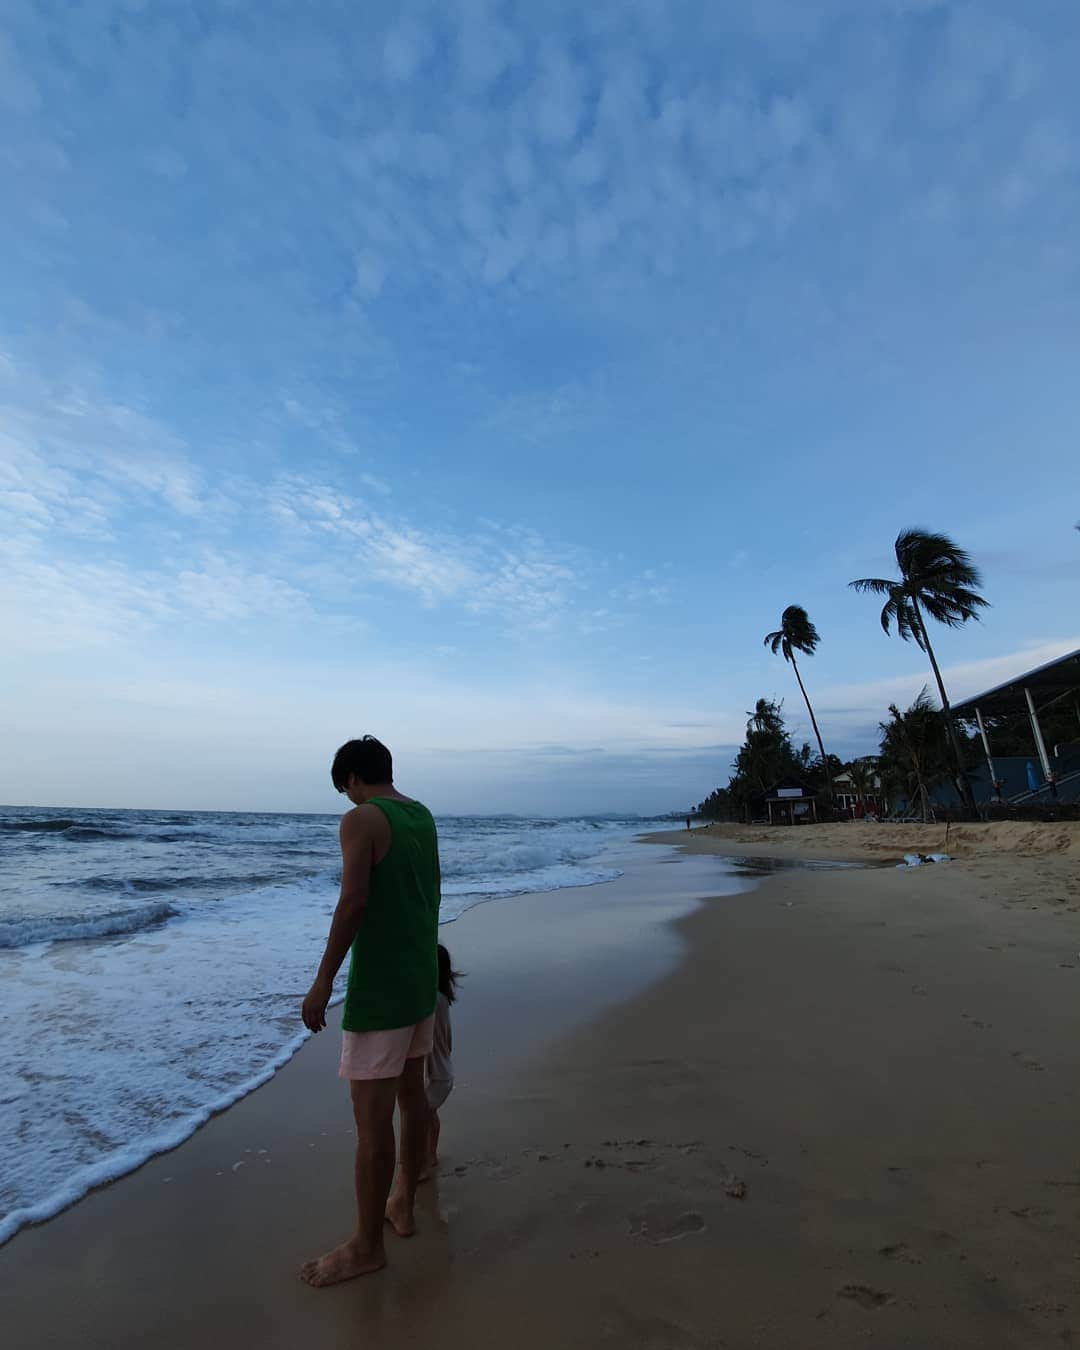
[
  {"left": 385, "top": 1056, "right": 428, "bottom": 1236},
  {"left": 300, "top": 1076, "right": 398, "bottom": 1287}
]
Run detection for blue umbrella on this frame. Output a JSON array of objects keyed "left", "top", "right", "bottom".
[{"left": 1026, "top": 760, "right": 1041, "bottom": 793}]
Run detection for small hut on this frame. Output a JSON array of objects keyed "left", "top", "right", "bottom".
[{"left": 764, "top": 777, "right": 818, "bottom": 826}]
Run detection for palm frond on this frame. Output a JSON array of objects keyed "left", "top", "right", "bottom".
[
  {"left": 849, "top": 577, "right": 893, "bottom": 596},
  {"left": 780, "top": 604, "right": 819, "bottom": 656},
  {"left": 858, "top": 530, "right": 987, "bottom": 652},
  {"left": 920, "top": 589, "right": 988, "bottom": 628},
  {"left": 895, "top": 528, "right": 985, "bottom": 592}
]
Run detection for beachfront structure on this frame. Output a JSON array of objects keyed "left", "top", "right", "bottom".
[
  {"left": 833, "top": 758, "right": 887, "bottom": 818},
  {"left": 764, "top": 778, "right": 818, "bottom": 825},
  {"left": 952, "top": 648, "right": 1080, "bottom": 804}
]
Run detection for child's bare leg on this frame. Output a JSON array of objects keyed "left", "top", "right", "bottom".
[{"left": 427, "top": 1109, "right": 440, "bottom": 1170}]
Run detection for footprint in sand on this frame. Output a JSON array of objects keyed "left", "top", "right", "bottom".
[
  {"left": 879, "top": 1242, "right": 922, "bottom": 1264},
  {"left": 629, "top": 1206, "right": 706, "bottom": 1245},
  {"left": 1011, "top": 1051, "right": 1046, "bottom": 1072},
  {"left": 837, "top": 1284, "right": 894, "bottom": 1309},
  {"left": 729, "top": 1144, "right": 768, "bottom": 1164},
  {"left": 1006, "top": 1205, "right": 1053, "bottom": 1220}
]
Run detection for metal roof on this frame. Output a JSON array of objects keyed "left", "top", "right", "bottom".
[{"left": 952, "top": 647, "right": 1080, "bottom": 718}]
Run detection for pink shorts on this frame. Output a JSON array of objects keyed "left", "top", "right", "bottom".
[{"left": 338, "top": 1015, "right": 435, "bottom": 1081}]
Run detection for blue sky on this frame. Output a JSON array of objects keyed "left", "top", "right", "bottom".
[{"left": 1, "top": 0, "right": 1078, "bottom": 815}]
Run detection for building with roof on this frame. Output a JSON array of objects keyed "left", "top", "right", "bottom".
[
  {"left": 952, "top": 648, "right": 1080, "bottom": 804},
  {"left": 763, "top": 778, "right": 819, "bottom": 825}
]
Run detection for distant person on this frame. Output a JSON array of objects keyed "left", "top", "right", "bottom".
[
  {"left": 300, "top": 736, "right": 441, "bottom": 1288},
  {"left": 685, "top": 816, "right": 691, "bottom": 830},
  {"left": 419, "top": 943, "right": 460, "bottom": 1179}
]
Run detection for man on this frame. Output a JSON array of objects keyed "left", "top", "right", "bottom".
[{"left": 300, "top": 736, "right": 441, "bottom": 1287}]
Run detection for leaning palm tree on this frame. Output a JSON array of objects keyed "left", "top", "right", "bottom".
[
  {"left": 879, "top": 689, "right": 952, "bottom": 823},
  {"left": 850, "top": 529, "right": 988, "bottom": 815},
  {"left": 763, "top": 605, "right": 834, "bottom": 800}
]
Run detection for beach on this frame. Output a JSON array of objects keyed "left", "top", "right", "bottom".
[{"left": 4, "top": 824, "right": 1080, "bottom": 1348}]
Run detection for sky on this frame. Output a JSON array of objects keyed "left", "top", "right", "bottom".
[{"left": 1, "top": 0, "right": 1078, "bottom": 816}]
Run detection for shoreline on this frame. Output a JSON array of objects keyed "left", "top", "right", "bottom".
[
  {"left": 0, "top": 843, "right": 749, "bottom": 1256},
  {"left": 0, "top": 824, "right": 663, "bottom": 1249},
  {"left": 6, "top": 834, "right": 1080, "bottom": 1347}
]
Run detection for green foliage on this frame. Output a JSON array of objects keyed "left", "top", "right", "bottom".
[
  {"left": 763, "top": 605, "right": 820, "bottom": 661},
  {"left": 698, "top": 698, "right": 836, "bottom": 822},
  {"left": 730, "top": 698, "right": 794, "bottom": 806},
  {"left": 877, "top": 687, "right": 953, "bottom": 820},
  {"left": 763, "top": 604, "right": 833, "bottom": 794},
  {"left": 849, "top": 529, "right": 988, "bottom": 649},
  {"left": 851, "top": 528, "right": 988, "bottom": 815},
  {"left": 696, "top": 786, "right": 733, "bottom": 820}
]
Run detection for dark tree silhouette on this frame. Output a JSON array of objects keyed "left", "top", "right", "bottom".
[{"left": 851, "top": 529, "right": 987, "bottom": 815}]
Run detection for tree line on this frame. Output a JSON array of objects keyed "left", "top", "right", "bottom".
[{"left": 698, "top": 528, "right": 1005, "bottom": 822}]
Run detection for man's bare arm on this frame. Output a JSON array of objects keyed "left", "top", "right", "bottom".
[{"left": 301, "top": 810, "right": 374, "bottom": 1032}]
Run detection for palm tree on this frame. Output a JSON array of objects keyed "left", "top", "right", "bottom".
[
  {"left": 879, "top": 689, "right": 952, "bottom": 822},
  {"left": 850, "top": 529, "right": 988, "bottom": 815},
  {"left": 764, "top": 605, "right": 834, "bottom": 800},
  {"left": 846, "top": 757, "right": 875, "bottom": 813}
]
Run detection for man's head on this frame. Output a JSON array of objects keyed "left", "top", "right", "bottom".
[{"left": 331, "top": 736, "right": 393, "bottom": 803}]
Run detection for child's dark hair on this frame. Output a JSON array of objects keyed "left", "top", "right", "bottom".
[{"left": 437, "top": 944, "right": 463, "bottom": 1004}]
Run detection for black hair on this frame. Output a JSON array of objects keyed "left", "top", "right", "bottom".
[
  {"left": 437, "top": 943, "right": 463, "bottom": 1004},
  {"left": 331, "top": 736, "right": 393, "bottom": 792}
]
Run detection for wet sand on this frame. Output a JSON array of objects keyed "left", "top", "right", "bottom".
[{"left": 4, "top": 831, "right": 1080, "bottom": 1348}]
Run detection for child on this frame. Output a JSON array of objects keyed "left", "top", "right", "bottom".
[{"left": 424, "top": 943, "right": 460, "bottom": 1174}]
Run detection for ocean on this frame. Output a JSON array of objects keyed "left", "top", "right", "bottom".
[{"left": 0, "top": 804, "right": 673, "bottom": 1245}]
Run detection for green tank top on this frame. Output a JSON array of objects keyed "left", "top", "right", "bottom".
[{"left": 341, "top": 798, "right": 441, "bottom": 1033}]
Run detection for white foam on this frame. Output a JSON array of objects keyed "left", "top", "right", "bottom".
[
  {"left": 0, "top": 813, "right": 669, "bottom": 1245},
  {"left": 0, "top": 993, "right": 344, "bottom": 1247},
  {"left": 438, "top": 865, "right": 623, "bottom": 922},
  {"left": 0, "top": 901, "right": 178, "bottom": 949}
]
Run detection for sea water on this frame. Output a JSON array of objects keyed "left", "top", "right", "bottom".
[{"left": 0, "top": 806, "right": 670, "bottom": 1244}]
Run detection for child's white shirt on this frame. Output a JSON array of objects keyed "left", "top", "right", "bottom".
[{"left": 428, "top": 991, "right": 453, "bottom": 1088}]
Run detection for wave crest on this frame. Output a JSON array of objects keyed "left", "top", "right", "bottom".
[
  {"left": 0, "top": 902, "right": 178, "bottom": 950},
  {"left": 1, "top": 818, "right": 79, "bottom": 833}
]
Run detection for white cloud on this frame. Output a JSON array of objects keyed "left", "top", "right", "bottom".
[
  {"left": 0, "top": 355, "right": 203, "bottom": 516},
  {"left": 532, "top": 46, "right": 586, "bottom": 145},
  {"left": 174, "top": 555, "right": 310, "bottom": 621},
  {"left": 0, "top": 32, "right": 41, "bottom": 115},
  {"left": 354, "top": 249, "right": 387, "bottom": 299},
  {"left": 267, "top": 476, "right": 586, "bottom": 627},
  {"left": 815, "top": 638, "right": 1080, "bottom": 727},
  {"left": 383, "top": 18, "right": 431, "bottom": 83},
  {"left": 145, "top": 147, "right": 188, "bottom": 179},
  {"left": 457, "top": 0, "right": 522, "bottom": 90}
]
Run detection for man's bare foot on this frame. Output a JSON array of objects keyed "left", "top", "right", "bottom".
[
  {"left": 384, "top": 1190, "right": 416, "bottom": 1237},
  {"left": 299, "top": 1238, "right": 386, "bottom": 1287}
]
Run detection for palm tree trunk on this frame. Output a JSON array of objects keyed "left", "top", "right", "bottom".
[
  {"left": 790, "top": 654, "right": 834, "bottom": 800},
  {"left": 912, "top": 599, "right": 977, "bottom": 816}
]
